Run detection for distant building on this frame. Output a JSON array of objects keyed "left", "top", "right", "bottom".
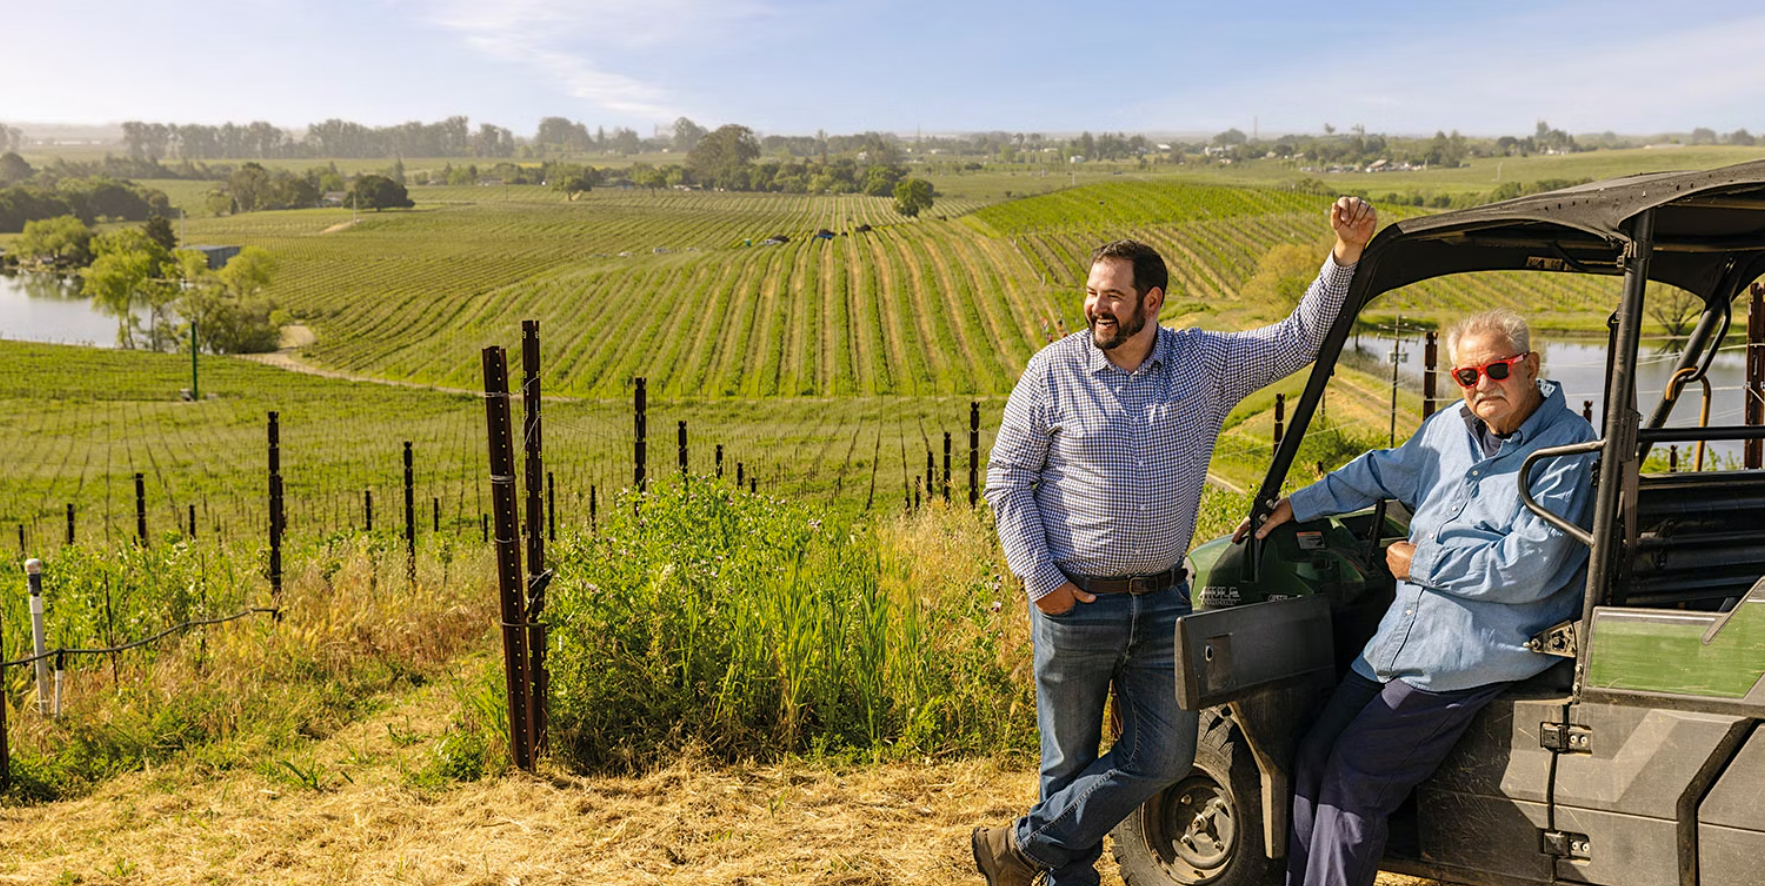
[{"left": 180, "top": 245, "right": 241, "bottom": 270}]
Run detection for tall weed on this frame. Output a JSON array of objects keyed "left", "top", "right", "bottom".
[{"left": 546, "top": 482, "right": 1037, "bottom": 771}]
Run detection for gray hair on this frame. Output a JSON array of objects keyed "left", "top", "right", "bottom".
[{"left": 1445, "top": 309, "right": 1531, "bottom": 364}]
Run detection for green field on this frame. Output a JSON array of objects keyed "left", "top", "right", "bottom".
[{"left": 0, "top": 340, "right": 1019, "bottom": 543}]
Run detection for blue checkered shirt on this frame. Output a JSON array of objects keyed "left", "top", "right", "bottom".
[{"left": 987, "top": 257, "right": 1357, "bottom": 602}]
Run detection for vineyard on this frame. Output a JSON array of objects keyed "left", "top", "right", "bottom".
[
  {"left": 136, "top": 177, "right": 1644, "bottom": 401},
  {"left": 0, "top": 341, "right": 1020, "bottom": 549}
]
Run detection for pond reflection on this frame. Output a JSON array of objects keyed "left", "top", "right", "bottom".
[{"left": 0, "top": 270, "right": 141, "bottom": 347}]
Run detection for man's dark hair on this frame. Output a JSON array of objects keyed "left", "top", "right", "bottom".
[{"left": 1090, "top": 239, "right": 1168, "bottom": 298}]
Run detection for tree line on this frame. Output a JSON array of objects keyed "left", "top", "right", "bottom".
[
  {"left": 118, "top": 118, "right": 519, "bottom": 161},
  {"left": 0, "top": 152, "right": 419, "bottom": 232},
  {"left": 0, "top": 152, "right": 169, "bottom": 234}
]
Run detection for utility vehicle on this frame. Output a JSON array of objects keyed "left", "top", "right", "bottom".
[{"left": 1111, "top": 160, "right": 1765, "bottom": 886}]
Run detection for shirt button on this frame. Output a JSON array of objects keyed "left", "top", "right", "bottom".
[
  {"left": 1405, "top": 609, "right": 1413, "bottom": 615},
  {"left": 1138, "top": 505, "right": 1146, "bottom": 511}
]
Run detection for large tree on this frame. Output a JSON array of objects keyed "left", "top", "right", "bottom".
[
  {"left": 350, "top": 174, "right": 414, "bottom": 210},
  {"left": 892, "top": 178, "right": 935, "bottom": 218},
  {"left": 83, "top": 228, "right": 176, "bottom": 349},
  {"left": 687, "top": 124, "right": 761, "bottom": 190}
]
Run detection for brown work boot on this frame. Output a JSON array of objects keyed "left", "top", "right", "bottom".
[{"left": 971, "top": 826, "right": 1039, "bottom": 886}]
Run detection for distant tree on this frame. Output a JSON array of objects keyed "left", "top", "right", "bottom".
[
  {"left": 1534, "top": 120, "right": 1575, "bottom": 152},
  {"left": 892, "top": 178, "right": 934, "bottom": 217},
  {"left": 551, "top": 164, "right": 600, "bottom": 198},
  {"left": 1649, "top": 286, "right": 1703, "bottom": 338},
  {"left": 0, "top": 123, "right": 22, "bottom": 153},
  {"left": 629, "top": 163, "right": 668, "bottom": 189},
  {"left": 350, "top": 174, "right": 414, "bottom": 210},
  {"left": 474, "top": 122, "right": 516, "bottom": 157},
  {"left": 1729, "top": 128, "right": 1757, "bottom": 147},
  {"left": 1213, "top": 128, "right": 1249, "bottom": 147},
  {"left": 175, "top": 245, "right": 283, "bottom": 354},
  {"left": 83, "top": 228, "right": 175, "bottom": 349},
  {"left": 687, "top": 124, "right": 761, "bottom": 189},
  {"left": 227, "top": 162, "right": 274, "bottom": 213},
  {"left": 143, "top": 215, "right": 177, "bottom": 252},
  {"left": 204, "top": 188, "right": 234, "bottom": 217},
  {"left": 863, "top": 164, "right": 906, "bottom": 197},
  {"left": 316, "top": 163, "right": 346, "bottom": 193},
  {"left": 672, "top": 117, "right": 707, "bottom": 152},
  {"left": 1690, "top": 127, "right": 1719, "bottom": 146},
  {"left": 0, "top": 151, "right": 32, "bottom": 185},
  {"left": 609, "top": 127, "right": 643, "bottom": 155},
  {"left": 14, "top": 215, "right": 94, "bottom": 268}
]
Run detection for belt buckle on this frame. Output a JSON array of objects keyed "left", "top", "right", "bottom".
[{"left": 1128, "top": 576, "right": 1152, "bottom": 596}]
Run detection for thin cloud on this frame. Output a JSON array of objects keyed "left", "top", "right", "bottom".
[
  {"left": 1130, "top": 6, "right": 1765, "bottom": 136},
  {"left": 407, "top": 0, "right": 775, "bottom": 120}
]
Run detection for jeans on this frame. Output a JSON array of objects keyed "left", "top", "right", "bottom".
[
  {"left": 1286, "top": 672, "right": 1508, "bottom": 886},
  {"left": 1015, "top": 585, "right": 1197, "bottom": 886}
]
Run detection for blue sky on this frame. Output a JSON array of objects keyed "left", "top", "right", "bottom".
[{"left": 6, "top": 0, "right": 1765, "bottom": 139}]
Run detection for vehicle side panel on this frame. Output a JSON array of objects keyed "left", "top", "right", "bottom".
[
  {"left": 1552, "top": 705, "right": 1747, "bottom": 885},
  {"left": 1698, "top": 723, "right": 1765, "bottom": 886}
]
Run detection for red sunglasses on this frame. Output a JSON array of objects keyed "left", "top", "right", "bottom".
[{"left": 1450, "top": 353, "right": 1529, "bottom": 388}]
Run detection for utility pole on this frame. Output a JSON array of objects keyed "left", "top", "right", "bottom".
[{"left": 1388, "top": 314, "right": 1409, "bottom": 447}]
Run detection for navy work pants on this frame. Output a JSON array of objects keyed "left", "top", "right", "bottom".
[{"left": 1286, "top": 671, "right": 1508, "bottom": 886}]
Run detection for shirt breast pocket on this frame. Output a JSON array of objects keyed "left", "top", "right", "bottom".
[
  {"left": 1050, "top": 409, "right": 1125, "bottom": 467},
  {"left": 1469, "top": 472, "right": 1525, "bottom": 530},
  {"left": 1144, "top": 395, "right": 1206, "bottom": 455}
]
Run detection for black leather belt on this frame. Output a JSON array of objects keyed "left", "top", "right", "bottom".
[{"left": 1063, "top": 565, "right": 1188, "bottom": 595}]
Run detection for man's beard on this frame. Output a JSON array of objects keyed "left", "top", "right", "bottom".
[{"left": 1089, "top": 299, "right": 1147, "bottom": 351}]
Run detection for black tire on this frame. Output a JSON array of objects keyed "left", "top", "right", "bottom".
[{"left": 1112, "top": 711, "right": 1279, "bottom": 886}]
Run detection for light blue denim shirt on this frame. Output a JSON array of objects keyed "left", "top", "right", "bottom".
[{"left": 1288, "top": 379, "right": 1595, "bottom": 691}]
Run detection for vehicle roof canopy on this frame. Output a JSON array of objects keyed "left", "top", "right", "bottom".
[{"left": 1348, "top": 159, "right": 1765, "bottom": 315}]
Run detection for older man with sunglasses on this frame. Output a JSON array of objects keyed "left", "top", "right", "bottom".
[{"left": 1243, "top": 308, "right": 1596, "bottom": 886}]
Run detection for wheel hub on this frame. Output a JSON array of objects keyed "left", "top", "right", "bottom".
[{"left": 1165, "top": 776, "right": 1236, "bottom": 874}]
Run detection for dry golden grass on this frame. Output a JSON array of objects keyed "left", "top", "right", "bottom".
[{"left": 0, "top": 669, "right": 1442, "bottom": 886}]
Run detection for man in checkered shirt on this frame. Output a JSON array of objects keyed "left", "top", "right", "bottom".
[{"left": 972, "top": 196, "right": 1378, "bottom": 886}]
